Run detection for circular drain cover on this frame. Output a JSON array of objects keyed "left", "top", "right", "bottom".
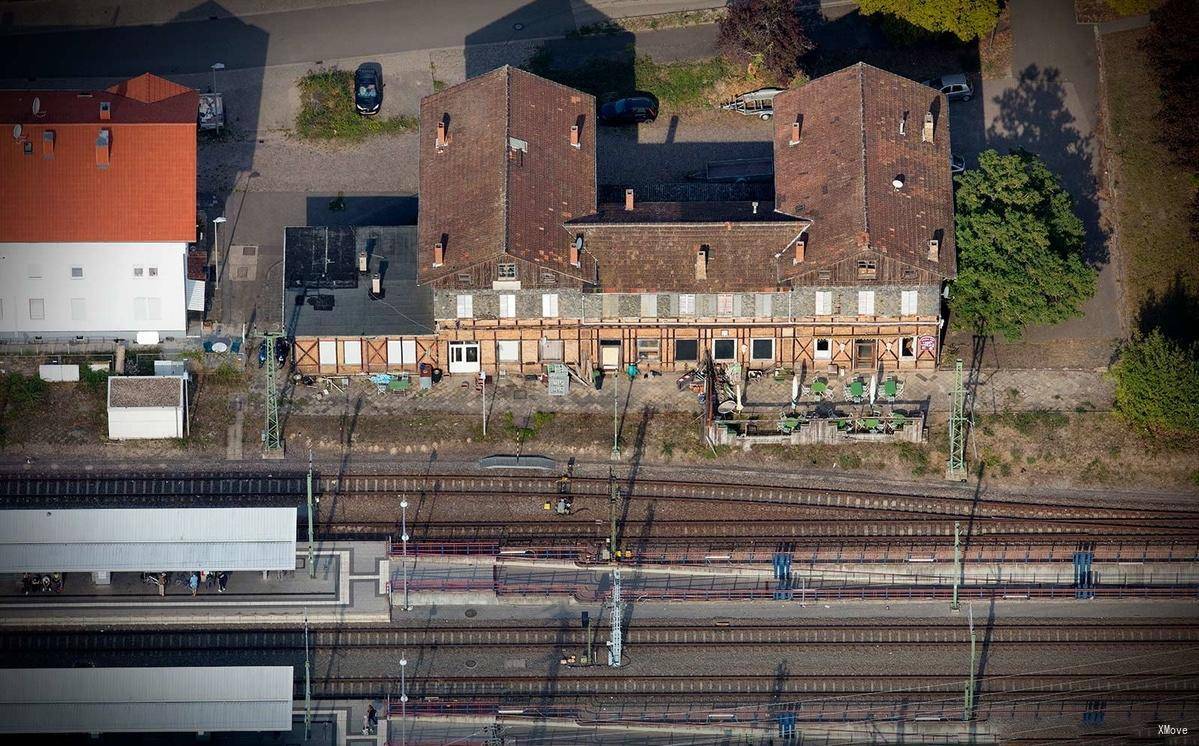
[
  {"left": 465, "top": 659, "right": 478, "bottom": 668},
  {"left": 465, "top": 608, "right": 477, "bottom": 618}
]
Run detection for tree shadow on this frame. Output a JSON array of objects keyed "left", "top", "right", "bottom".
[
  {"left": 987, "top": 64, "right": 1108, "bottom": 266},
  {"left": 1136, "top": 273, "right": 1199, "bottom": 348}
]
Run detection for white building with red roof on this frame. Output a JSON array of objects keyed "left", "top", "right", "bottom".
[{"left": 0, "top": 73, "right": 198, "bottom": 342}]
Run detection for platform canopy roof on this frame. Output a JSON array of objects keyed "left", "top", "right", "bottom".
[
  {"left": 0, "top": 666, "right": 293, "bottom": 734},
  {"left": 0, "top": 507, "right": 297, "bottom": 572}
]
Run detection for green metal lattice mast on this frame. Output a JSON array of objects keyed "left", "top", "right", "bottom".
[
  {"left": 946, "top": 358, "right": 967, "bottom": 481},
  {"left": 263, "top": 332, "right": 283, "bottom": 457}
]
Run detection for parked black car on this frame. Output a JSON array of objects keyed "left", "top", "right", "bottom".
[
  {"left": 598, "top": 92, "right": 659, "bottom": 125},
  {"left": 354, "top": 64, "right": 383, "bottom": 116},
  {"left": 258, "top": 338, "right": 291, "bottom": 368}
]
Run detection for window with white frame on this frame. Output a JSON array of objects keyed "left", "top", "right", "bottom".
[
  {"left": 857, "top": 290, "right": 875, "bottom": 315},
  {"left": 713, "top": 338, "right": 736, "bottom": 361},
  {"left": 70, "top": 266, "right": 84, "bottom": 279},
  {"left": 70, "top": 298, "right": 86, "bottom": 321},
  {"left": 815, "top": 290, "right": 832, "bottom": 316},
  {"left": 678, "top": 294, "right": 695, "bottom": 316},
  {"left": 542, "top": 293, "right": 559, "bottom": 318},
  {"left": 716, "top": 293, "right": 734, "bottom": 316},
  {"left": 497, "top": 263, "right": 517, "bottom": 280},
  {"left": 901, "top": 290, "right": 918, "bottom": 315},
  {"left": 750, "top": 337, "right": 774, "bottom": 362},
  {"left": 28, "top": 298, "right": 45, "bottom": 320},
  {"left": 756, "top": 294, "right": 773, "bottom": 318},
  {"left": 497, "top": 340, "right": 520, "bottom": 362},
  {"left": 636, "top": 338, "right": 660, "bottom": 361},
  {"left": 499, "top": 294, "right": 516, "bottom": 318},
  {"left": 133, "top": 266, "right": 144, "bottom": 278},
  {"left": 148, "top": 267, "right": 159, "bottom": 278},
  {"left": 343, "top": 340, "right": 362, "bottom": 366},
  {"left": 456, "top": 294, "right": 473, "bottom": 318},
  {"left": 814, "top": 338, "right": 832, "bottom": 359},
  {"left": 640, "top": 293, "right": 657, "bottom": 318},
  {"left": 318, "top": 340, "right": 336, "bottom": 366}
]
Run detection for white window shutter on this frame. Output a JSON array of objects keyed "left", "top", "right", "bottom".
[
  {"left": 858, "top": 291, "right": 875, "bottom": 315},
  {"left": 456, "top": 294, "right": 473, "bottom": 318},
  {"left": 542, "top": 293, "right": 559, "bottom": 318}
]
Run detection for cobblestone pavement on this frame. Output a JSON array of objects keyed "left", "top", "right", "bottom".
[{"left": 286, "top": 367, "right": 1114, "bottom": 419}]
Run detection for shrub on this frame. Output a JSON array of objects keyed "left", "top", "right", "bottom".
[
  {"left": 1111, "top": 330, "right": 1199, "bottom": 435},
  {"left": 717, "top": 0, "right": 814, "bottom": 84}
]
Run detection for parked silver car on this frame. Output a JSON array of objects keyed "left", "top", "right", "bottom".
[{"left": 923, "top": 73, "right": 973, "bottom": 102}]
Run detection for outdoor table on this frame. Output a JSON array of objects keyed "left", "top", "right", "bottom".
[
  {"left": 884, "top": 378, "right": 898, "bottom": 398},
  {"left": 849, "top": 380, "right": 864, "bottom": 399},
  {"left": 864, "top": 417, "right": 881, "bottom": 431},
  {"left": 811, "top": 379, "right": 828, "bottom": 395}
]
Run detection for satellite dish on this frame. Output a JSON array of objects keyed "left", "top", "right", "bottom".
[
  {"left": 11, "top": 124, "right": 21, "bottom": 140},
  {"left": 892, "top": 175, "right": 905, "bottom": 189},
  {"left": 31, "top": 97, "right": 41, "bottom": 116}
]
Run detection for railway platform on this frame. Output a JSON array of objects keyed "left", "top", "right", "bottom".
[{"left": 0, "top": 541, "right": 391, "bottom": 627}]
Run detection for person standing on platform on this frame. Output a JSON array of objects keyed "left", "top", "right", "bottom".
[
  {"left": 189, "top": 572, "right": 199, "bottom": 597},
  {"left": 217, "top": 572, "right": 228, "bottom": 593},
  {"left": 158, "top": 572, "right": 167, "bottom": 597}
]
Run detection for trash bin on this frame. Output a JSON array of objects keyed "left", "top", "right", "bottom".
[
  {"left": 431, "top": 367, "right": 444, "bottom": 384},
  {"left": 592, "top": 368, "right": 603, "bottom": 390}
]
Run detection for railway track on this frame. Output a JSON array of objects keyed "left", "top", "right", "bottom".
[
  {"left": 7, "top": 623, "right": 1196, "bottom": 652},
  {"left": 5, "top": 473, "right": 1197, "bottom": 525},
  {"left": 314, "top": 672, "right": 1199, "bottom": 699},
  {"left": 315, "top": 517, "right": 1199, "bottom": 541}
]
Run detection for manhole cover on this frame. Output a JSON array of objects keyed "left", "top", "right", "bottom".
[
  {"left": 464, "top": 608, "right": 477, "bottom": 618},
  {"left": 465, "top": 659, "right": 477, "bottom": 669},
  {"left": 513, "top": 22, "right": 524, "bottom": 30}
]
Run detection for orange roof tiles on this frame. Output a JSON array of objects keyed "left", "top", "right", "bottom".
[{"left": 0, "top": 73, "right": 197, "bottom": 243}]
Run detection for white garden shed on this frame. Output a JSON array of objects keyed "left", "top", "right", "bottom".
[{"left": 106, "top": 375, "right": 186, "bottom": 439}]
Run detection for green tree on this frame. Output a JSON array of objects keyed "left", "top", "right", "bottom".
[
  {"left": 717, "top": 0, "right": 814, "bottom": 84},
  {"left": 950, "top": 149, "right": 1096, "bottom": 339},
  {"left": 1111, "top": 330, "right": 1199, "bottom": 435},
  {"left": 858, "top": 0, "right": 1000, "bottom": 41}
]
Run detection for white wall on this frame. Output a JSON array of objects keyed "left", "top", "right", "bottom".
[
  {"left": 108, "top": 405, "right": 184, "bottom": 440},
  {"left": 0, "top": 242, "right": 187, "bottom": 338}
]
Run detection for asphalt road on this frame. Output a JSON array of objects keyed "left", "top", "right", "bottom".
[{"left": 0, "top": 0, "right": 582, "bottom": 78}]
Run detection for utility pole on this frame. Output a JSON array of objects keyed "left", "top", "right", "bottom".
[
  {"left": 307, "top": 451, "right": 315, "bottom": 578},
  {"left": 607, "top": 468, "right": 621, "bottom": 560},
  {"left": 480, "top": 371, "right": 487, "bottom": 437},
  {"left": 212, "top": 216, "right": 226, "bottom": 290},
  {"left": 963, "top": 604, "right": 976, "bottom": 722},
  {"left": 607, "top": 568, "right": 623, "bottom": 667},
  {"left": 304, "top": 613, "right": 312, "bottom": 740},
  {"left": 263, "top": 332, "right": 283, "bottom": 458},
  {"left": 400, "top": 499, "right": 411, "bottom": 611},
  {"left": 946, "top": 358, "right": 967, "bottom": 481},
  {"left": 951, "top": 520, "right": 961, "bottom": 611},
  {"left": 611, "top": 368, "right": 620, "bottom": 458},
  {"left": 399, "top": 655, "right": 408, "bottom": 746}
]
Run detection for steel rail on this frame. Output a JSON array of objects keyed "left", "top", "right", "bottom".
[{"left": 8, "top": 623, "right": 1197, "bottom": 652}]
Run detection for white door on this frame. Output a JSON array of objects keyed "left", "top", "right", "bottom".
[
  {"left": 600, "top": 342, "right": 621, "bottom": 370},
  {"left": 448, "top": 342, "right": 481, "bottom": 374}
]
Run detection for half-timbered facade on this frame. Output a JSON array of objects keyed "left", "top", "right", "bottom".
[{"left": 414, "top": 62, "right": 955, "bottom": 376}]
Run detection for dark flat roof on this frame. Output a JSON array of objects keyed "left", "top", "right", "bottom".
[{"left": 285, "top": 226, "right": 433, "bottom": 338}]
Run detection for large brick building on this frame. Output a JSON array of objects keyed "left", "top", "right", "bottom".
[{"left": 415, "top": 62, "right": 956, "bottom": 376}]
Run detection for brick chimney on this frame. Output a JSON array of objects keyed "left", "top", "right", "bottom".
[
  {"left": 789, "top": 114, "right": 802, "bottom": 146},
  {"left": 927, "top": 238, "right": 940, "bottom": 262},
  {"left": 570, "top": 124, "right": 580, "bottom": 148},
  {"left": 624, "top": 188, "right": 634, "bottom": 211},
  {"left": 922, "top": 112, "right": 934, "bottom": 143},
  {"left": 695, "top": 245, "right": 707, "bottom": 280},
  {"left": 793, "top": 235, "right": 806, "bottom": 265},
  {"left": 570, "top": 236, "right": 582, "bottom": 267},
  {"left": 435, "top": 117, "right": 450, "bottom": 148},
  {"left": 432, "top": 241, "right": 444, "bottom": 267},
  {"left": 99, "top": 101, "right": 111, "bottom": 121},
  {"left": 95, "top": 129, "right": 110, "bottom": 169}
]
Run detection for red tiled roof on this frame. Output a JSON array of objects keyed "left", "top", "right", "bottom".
[
  {"left": 417, "top": 66, "right": 596, "bottom": 283},
  {"left": 773, "top": 63, "right": 956, "bottom": 279},
  {"left": 570, "top": 201, "right": 806, "bottom": 292},
  {"left": 0, "top": 73, "right": 197, "bottom": 243}
]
